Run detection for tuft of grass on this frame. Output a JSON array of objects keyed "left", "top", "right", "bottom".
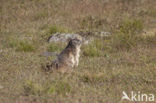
[
  {"left": 49, "top": 25, "right": 70, "bottom": 34},
  {"left": 46, "top": 81, "right": 71, "bottom": 95},
  {"left": 82, "top": 39, "right": 103, "bottom": 57},
  {"left": 83, "top": 45, "right": 100, "bottom": 57},
  {"left": 23, "top": 80, "right": 71, "bottom": 96},
  {"left": 33, "top": 11, "right": 48, "bottom": 20},
  {"left": 119, "top": 19, "right": 143, "bottom": 35},
  {"left": 23, "top": 80, "right": 43, "bottom": 96},
  {"left": 7, "top": 37, "right": 37, "bottom": 52},
  {"left": 8, "top": 38, "right": 18, "bottom": 48},
  {"left": 111, "top": 18, "right": 144, "bottom": 50},
  {"left": 47, "top": 43, "right": 64, "bottom": 52},
  {"left": 139, "top": 34, "right": 156, "bottom": 45},
  {"left": 16, "top": 41, "right": 36, "bottom": 52},
  {"left": 48, "top": 25, "right": 60, "bottom": 34},
  {"left": 80, "top": 73, "right": 105, "bottom": 84},
  {"left": 79, "top": 15, "right": 105, "bottom": 31},
  {"left": 42, "top": 25, "right": 71, "bottom": 40},
  {"left": 147, "top": 9, "right": 156, "bottom": 18}
]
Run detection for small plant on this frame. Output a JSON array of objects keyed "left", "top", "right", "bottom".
[
  {"left": 80, "top": 73, "right": 105, "bottom": 84},
  {"left": 119, "top": 19, "right": 143, "bottom": 35},
  {"left": 80, "top": 15, "right": 105, "bottom": 31},
  {"left": 111, "top": 18, "right": 144, "bottom": 50},
  {"left": 46, "top": 81, "right": 71, "bottom": 95},
  {"left": 83, "top": 39, "right": 103, "bottom": 57},
  {"left": 8, "top": 38, "right": 18, "bottom": 48},
  {"left": 48, "top": 25, "right": 59, "bottom": 34},
  {"left": 48, "top": 25, "right": 69, "bottom": 34},
  {"left": 43, "top": 25, "right": 70, "bottom": 39},
  {"left": 147, "top": 9, "right": 156, "bottom": 18},
  {"left": 139, "top": 34, "right": 156, "bottom": 45},
  {"left": 33, "top": 11, "right": 48, "bottom": 20},
  {"left": 7, "top": 37, "right": 37, "bottom": 52},
  {"left": 47, "top": 43, "right": 64, "bottom": 52},
  {"left": 83, "top": 45, "right": 100, "bottom": 57},
  {"left": 16, "top": 41, "right": 36, "bottom": 52},
  {"left": 23, "top": 80, "right": 43, "bottom": 96}
]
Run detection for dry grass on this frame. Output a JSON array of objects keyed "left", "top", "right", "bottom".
[{"left": 0, "top": 0, "right": 156, "bottom": 103}]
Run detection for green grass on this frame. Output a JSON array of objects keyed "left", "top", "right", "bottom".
[
  {"left": 47, "top": 43, "right": 64, "bottom": 52},
  {"left": 7, "top": 37, "right": 37, "bottom": 52},
  {"left": 23, "top": 80, "right": 71, "bottom": 96},
  {"left": 79, "top": 15, "right": 105, "bottom": 31},
  {"left": 46, "top": 81, "right": 71, "bottom": 95},
  {"left": 82, "top": 39, "right": 103, "bottom": 57},
  {"left": 111, "top": 18, "right": 144, "bottom": 50},
  {"left": 43, "top": 25, "right": 71, "bottom": 39},
  {"left": 83, "top": 45, "right": 101, "bottom": 57},
  {"left": 23, "top": 80, "right": 43, "bottom": 96},
  {"left": 16, "top": 41, "right": 36, "bottom": 52}
]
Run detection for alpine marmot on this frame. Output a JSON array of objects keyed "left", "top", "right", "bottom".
[{"left": 43, "top": 38, "right": 82, "bottom": 72}]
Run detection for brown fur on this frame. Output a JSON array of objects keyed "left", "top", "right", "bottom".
[{"left": 43, "top": 38, "right": 82, "bottom": 72}]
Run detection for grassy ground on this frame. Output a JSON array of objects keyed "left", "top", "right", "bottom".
[{"left": 0, "top": 0, "right": 156, "bottom": 103}]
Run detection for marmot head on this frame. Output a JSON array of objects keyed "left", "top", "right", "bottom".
[{"left": 68, "top": 38, "right": 82, "bottom": 48}]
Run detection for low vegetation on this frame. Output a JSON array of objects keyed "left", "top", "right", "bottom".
[
  {"left": 83, "top": 39, "right": 104, "bottom": 57},
  {"left": 111, "top": 18, "right": 144, "bottom": 50},
  {"left": 47, "top": 43, "right": 64, "bottom": 52}
]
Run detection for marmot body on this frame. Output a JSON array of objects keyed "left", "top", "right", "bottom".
[{"left": 44, "top": 38, "right": 82, "bottom": 72}]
